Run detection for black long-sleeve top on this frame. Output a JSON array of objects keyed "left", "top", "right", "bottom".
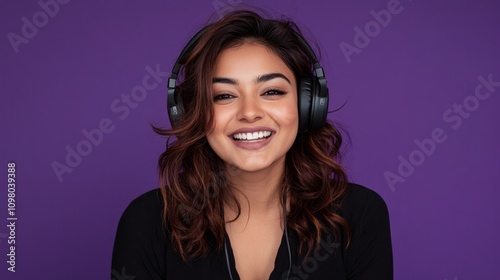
[{"left": 111, "top": 183, "right": 393, "bottom": 279}]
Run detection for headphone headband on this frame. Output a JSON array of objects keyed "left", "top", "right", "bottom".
[{"left": 167, "top": 28, "right": 323, "bottom": 87}]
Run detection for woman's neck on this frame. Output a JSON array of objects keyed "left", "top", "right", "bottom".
[{"left": 225, "top": 159, "right": 285, "bottom": 219}]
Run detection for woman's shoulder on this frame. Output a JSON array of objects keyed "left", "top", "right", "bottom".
[
  {"left": 125, "top": 188, "right": 163, "bottom": 209},
  {"left": 118, "top": 188, "right": 164, "bottom": 227},
  {"left": 338, "top": 183, "right": 393, "bottom": 277},
  {"left": 341, "top": 182, "right": 390, "bottom": 222},
  {"left": 112, "top": 188, "right": 167, "bottom": 278},
  {"left": 343, "top": 182, "right": 387, "bottom": 203},
  {"left": 114, "top": 188, "right": 165, "bottom": 244}
]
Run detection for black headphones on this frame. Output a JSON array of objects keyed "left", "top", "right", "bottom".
[{"left": 167, "top": 28, "right": 329, "bottom": 133}]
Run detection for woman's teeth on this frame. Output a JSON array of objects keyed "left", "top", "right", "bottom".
[{"left": 232, "top": 131, "right": 272, "bottom": 141}]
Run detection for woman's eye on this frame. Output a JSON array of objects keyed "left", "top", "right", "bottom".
[
  {"left": 213, "top": 93, "right": 234, "bottom": 101},
  {"left": 262, "top": 89, "right": 286, "bottom": 96}
]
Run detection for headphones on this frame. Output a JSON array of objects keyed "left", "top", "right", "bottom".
[{"left": 167, "top": 27, "right": 329, "bottom": 133}]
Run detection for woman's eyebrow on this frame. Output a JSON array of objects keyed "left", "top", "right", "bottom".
[
  {"left": 255, "top": 73, "right": 291, "bottom": 84},
  {"left": 213, "top": 77, "right": 237, "bottom": 85},
  {"left": 212, "top": 73, "right": 291, "bottom": 85}
]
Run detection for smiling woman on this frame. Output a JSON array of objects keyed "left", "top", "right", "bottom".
[
  {"left": 112, "top": 9, "right": 393, "bottom": 280},
  {"left": 207, "top": 43, "right": 299, "bottom": 173}
]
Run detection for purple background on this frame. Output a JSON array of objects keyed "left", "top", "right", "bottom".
[{"left": 1, "top": 0, "right": 499, "bottom": 279}]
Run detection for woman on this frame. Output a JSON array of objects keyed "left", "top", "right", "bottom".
[{"left": 112, "top": 10, "right": 393, "bottom": 280}]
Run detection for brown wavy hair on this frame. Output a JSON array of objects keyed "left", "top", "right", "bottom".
[{"left": 153, "top": 10, "right": 351, "bottom": 261}]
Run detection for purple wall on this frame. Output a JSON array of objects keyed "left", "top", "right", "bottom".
[{"left": 1, "top": 0, "right": 499, "bottom": 279}]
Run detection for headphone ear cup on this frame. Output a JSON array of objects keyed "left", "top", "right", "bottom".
[
  {"left": 167, "top": 86, "right": 185, "bottom": 128},
  {"left": 298, "top": 76, "right": 329, "bottom": 133},
  {"left": 298, "top": 77, "right": 313, "bottom": 133},
  {"left": 310, "top": 76, "right": 329, "bottom": 131}
]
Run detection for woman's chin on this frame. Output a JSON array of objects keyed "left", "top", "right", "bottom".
[{"left": 227, "top": 157, "right": 285, "bottom": 175}]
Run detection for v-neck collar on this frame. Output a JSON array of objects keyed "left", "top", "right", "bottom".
[{"left": 224, "top": 230, "right": 294, "bottom": 280}]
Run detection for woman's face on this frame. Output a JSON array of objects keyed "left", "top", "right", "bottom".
[{"left": 206, "top": 42, "right": 299, "bottom": 174}]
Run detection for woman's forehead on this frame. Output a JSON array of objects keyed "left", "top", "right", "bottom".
[{"left": 212, "top": 43, "right": 295, "bottom": 83}]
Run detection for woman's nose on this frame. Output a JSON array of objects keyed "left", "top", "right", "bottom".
[{"left": 237, "top": 94, "right": 264, "bottom": 122}]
